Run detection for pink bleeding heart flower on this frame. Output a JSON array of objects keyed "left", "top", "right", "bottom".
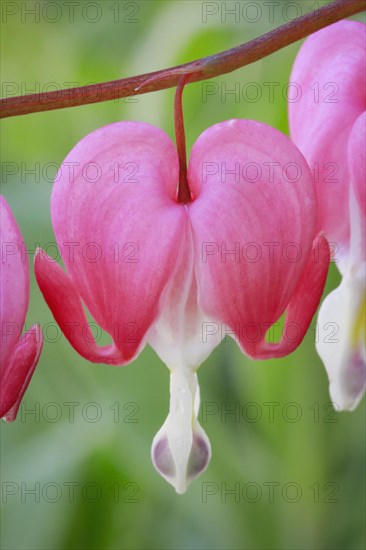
[
  {"left": 1, "top": 197, "right": 43, "bottom": 422},
  {"left": 35, "top": 118, "right": 329, "bottom": 493},
  {"left": 289, "top": 20, "right": 366, "bottom": 411}
]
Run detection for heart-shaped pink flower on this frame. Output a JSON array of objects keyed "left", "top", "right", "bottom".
[{"left": 35, "top": 119, "right": 329, "bottom": 492}]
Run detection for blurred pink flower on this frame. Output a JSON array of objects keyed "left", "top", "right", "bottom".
[
  {"left": 0, "top": 197, "right": 43, "bottom": 422},
  {"left": 35, "top": 119, "right": 329, "bottom": 492},
  {"left": 289, "top": 20, "right": 366, "bottom": 411}
]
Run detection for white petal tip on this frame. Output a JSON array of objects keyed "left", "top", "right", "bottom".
[
  {"left": 151, "top": 369, "right": 211, "bottom": 493},
  {"left": 152, "top": 429, "right": 211, "bottom": 494}
]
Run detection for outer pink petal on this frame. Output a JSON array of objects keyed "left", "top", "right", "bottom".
[
  {"left": 34, "top": 250, "right": 128, "bottom": 364},
  {"left": 289, "top": 20, "right": 366, "bottom": 245},
  {"left": 188, "top": 119, "right": 326, "bottom": 358},
  {"left": 0, "top": 197, "right": 29, "bottom": 368},
  {"left": 255, "top": 234, "right": 330, "bottom": 358},
  {"left": 42, "top": 122, "right": 188, "bottom": 362},
  {"left": 1, "top": 325, "right": 43, "bottom": 421}
]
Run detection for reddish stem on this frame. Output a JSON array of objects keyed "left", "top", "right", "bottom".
[
  {"left": 1, "top": 0, "right": 364, "bottom": 119},
  {"left": 175, "top": 77, "right": 192, "bottom": 204}
]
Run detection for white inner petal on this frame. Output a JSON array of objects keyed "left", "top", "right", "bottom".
[
  {"left": 147, "top": 213, "right": 221, "bottom": 369},
  {"left": 151, "top": 369, "right": 211, "bottom": 494}
]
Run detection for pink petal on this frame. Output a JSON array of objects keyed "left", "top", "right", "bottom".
[
  {"left": 40, "top": 122, "right": 188, "bottom": 362},
  {"left": 0, "top": 197, "right": 29, "bottom": 368},
  {"left": 188, "top": 119, "right": 325, "bottom": 358},
  {"left": 1, "top": 325, "right": 43, "bottom": 421},
  {"left": 289, "top": 21, "right": 366, "bottom": 245},
  {"left": 255, "top": 234, "right": 330, "bottom": 358},
  {"left": 34, "top": 249, "right": 128, "bottom": 364}
]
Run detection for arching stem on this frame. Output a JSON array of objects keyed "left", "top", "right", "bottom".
[{"left": 1, "top": 0, "right": 364, "bottom": 118}]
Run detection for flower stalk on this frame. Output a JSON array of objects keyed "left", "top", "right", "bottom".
[{"left": 175, "top": 76, "right": 192, "bottom": 204}]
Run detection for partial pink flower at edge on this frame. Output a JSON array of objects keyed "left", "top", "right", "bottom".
[
  {"left": 0, "top": 197, "right": 43, "bottom": 421},
  {"left": 289, "top": 20, "right": 366, "bottom": 411},
  {"left": 289, "top": 19, "right": 366, "bottom": 249}
]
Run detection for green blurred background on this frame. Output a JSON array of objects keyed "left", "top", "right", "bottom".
[{"left": 1, "top": 1, "right": 365, "bottom": 549}]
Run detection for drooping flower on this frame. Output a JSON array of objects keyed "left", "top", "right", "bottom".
[
  {"left": 289, "top": 20, "right": 366, "bottom": 411},
  {"left": 0, "top": 196, "right": 43, "bottom": 421},
  {"left": 35, "top": 119, "right": 329, "bottom": 493}
]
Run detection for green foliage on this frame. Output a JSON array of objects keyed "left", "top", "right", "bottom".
[{"left": 1, "top": 2, "right": 365, "bottom": 549}]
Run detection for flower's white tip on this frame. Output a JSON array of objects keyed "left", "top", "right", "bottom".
[
  {"left": 151, "top": 369, "right": 211, "bottom": 493},
  {"left": 316, "top": 272, "right": 365, "bottom": 412}
]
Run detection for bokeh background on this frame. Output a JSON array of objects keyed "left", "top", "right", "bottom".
[{"left": 1, "top": 1, "right": 365, "bottom": 549}]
